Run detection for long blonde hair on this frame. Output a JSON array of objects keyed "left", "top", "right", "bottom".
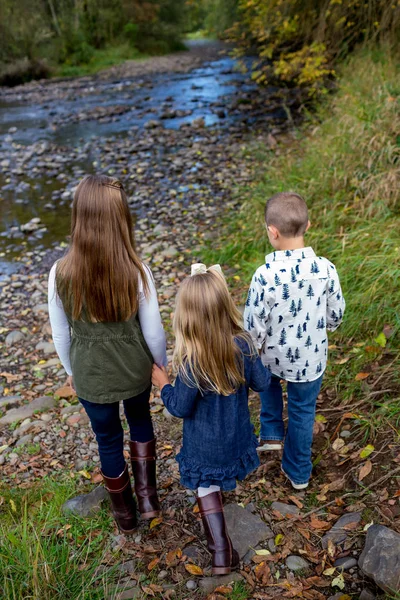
[
  {"left": 57, "top": 174, "right": 149, "bottom": 322},
  {"left": 173, "top": 267, "right": 253, "bottom": 396}
]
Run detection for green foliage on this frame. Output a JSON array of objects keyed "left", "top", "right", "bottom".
[
  {"left": 206, "top": 46, "right": 399, "bottom": 344},
  {"left": 229, "top": 0, "right": 400, "bottom": 94},
  {"left": 0, "top": 478, "right": 116, "bottom": 599},
  {"left": 0, "top": 0, "right": 186, "bottom": 85}
]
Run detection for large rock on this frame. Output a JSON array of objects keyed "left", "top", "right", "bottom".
[
  {"left": 321, "top": 512, "right": 361, "bottom": 549},
  {"left": 0, "top": 396, "right": 20, "bottom": 409},
  {"left": 198, "top": 572, "right": 243, "bottom": 594},
  {"left": 358, "top": 524, "right": 400, "bottom": 593},
  {"left": 62, "top": 486, "right": 108, "bottom": 517},
  {"left": 0, "top": 395, "right": 56, "bottom": 427},
  {"left": 224, "top": 503, "right": 273, "bottom": 559}
]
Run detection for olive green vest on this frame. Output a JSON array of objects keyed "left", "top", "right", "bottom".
[{"left": 56, "top": 270, "right": 153, "bottom": 404}]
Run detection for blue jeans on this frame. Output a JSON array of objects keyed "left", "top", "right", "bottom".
[
  {"left": 79, "top": 386, "right": 154, "bottom": 478},
  {"left": 259, "top": 374, "right": 323, "bottom": 485}
]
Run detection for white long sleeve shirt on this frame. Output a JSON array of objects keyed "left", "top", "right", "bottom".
[
  {"left": 244, "top": 247, "right": 345, "bottom": 382},
  {"left": 48, "top": 262, "right": 167, "bottom": 377}
]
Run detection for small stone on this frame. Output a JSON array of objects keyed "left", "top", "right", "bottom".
[
  {"left": 321, "top": 512, "right": 362, "bottom": 549},
  {"left": 158, "top": 570, "right": 168, "bottom": 581},
  {"left": 40, "top": 413, "right": 52, "bottom": 422},
  {"left": 340, "top": 430, "right": 351, "bottom": 438},
  {"left": 15, "top": 433, "right": 33, "bottom": 447},
  {"left": 5, "top": 330, "right": 25, "bottom": 347},
  {"left": 334, "top": 556, "right": 357, "bottom": 570},
  {"left": 62, "top": 486, "right": 108, "bottom": 517},
  {"left": 285, "top": 555, "right": 310, "bottom": 572},
  {"left": 183, "top": 545, "right": 201, "bottom": 561},
  {"left": 118, "top": 561, "right": 138, "bottom": 575},
  {"left": 186, "top": 580, "right": 197, "bottom": 590},
  {"left": 359, "top": 524, "right": 400, "bottom": 593},
  {"left": 359, "top": 590, "right": 376, "bottom": 600},
  {"left": 268, "top": 538, "right": 276, "bottom": 553},
  {"left": 271, "top": 501, "right": 300, "bottom": 517},
  {"left": 0, "top": 396, "right": 20, "bottom": 409},
  {"left": 198, "top": 572, "right": 243, "bottom": 594}
]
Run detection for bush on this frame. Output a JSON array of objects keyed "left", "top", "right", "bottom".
[
  {"left": 229, "top": 0, "right": 400, "bottom": 94},
  {"left": 0, "top": 58, "right": 51, "bottom": 86}
]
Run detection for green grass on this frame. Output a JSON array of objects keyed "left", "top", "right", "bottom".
[
  {"left": 0, "top": 478, "right": 120, "bottom": 599},
  {"left": 205, "top": 46, "right": 400, "bottom": 429},
  {"left": 57, "top": 43, "right": 147, "bottom": 78}
]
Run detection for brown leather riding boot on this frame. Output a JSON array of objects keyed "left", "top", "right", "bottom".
[
  {"left": 198, "top": 491, "right": 240, "bottom": 575},
  {"left": 129, "top": 439, "right": 161, "bottom": 519},
  {"left": 102, "top": 463, "right": 137, "bottom": 534}
]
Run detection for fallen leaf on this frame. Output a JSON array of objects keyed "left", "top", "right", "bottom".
[
  {"left": 91, "top": 472, "right": 103, "bottom": 484},
  {"left": 255, "top": 549, "right": 271, "bottom": 556},
  {"left": 332, "top": 438, "right": 345, "bottom": 451},
  {"left": 255, "top": 561, "right": 271, "bottom": 585},
  {"left": 214, "top": 586, "right": 233, "bottom": 594},
  {"left": 374, "top": 332, "right": 387, "bottom": 348},
  {"left": 166, "top": 547, "right": 182, "bottom": 566},
  {"left": 185, "top": 564, "right": 203, "bottom": 576},
  {"left": 331, "top": 572, "right": 345, "bottom": 589},
  {"left": 310, "top": 516, "right": 331, "bottom": 531},
  {"left": 149, "top": 517, "right": 163, "bottom": 529},
  {"left": 149, "top": 584, "right": 163, "bottom": 593},
  {"left": 0, "top": 372, "right": 21, "bottom": 383},
  {"left": 358, "top": 460, "right": 372, "bottom": 481},
  {"left": 355, "top": 372, "right": 370, "bottom": 381},
  {"left": 288, "top": 495, "right": 304, "bottom": 509},
  {"left": 9, "top": 499, "right": 17, "bottom": 513},
  {"left": 323, "top": 567, "right": 336, "bottom": 576},
  {"left": 363, "top": 521, "right": 374, "bottom": 531},
  {"left": 141, "top": 586, "right": 155, "bottom": 596},
  {"left": 315, "top": 414, "right": 327, "bottom": 423},
  {"left": 77, "top": 469, "right": 91, "bottom": 480},
  {"left": 147, "top": 557, "right": 160, "bottom": 571},
  {"left": 274, "top": 534, "right": 284, "bottom": 546},
  {"left": 359, "top": 444, "right": 374, "bottom": 459}
]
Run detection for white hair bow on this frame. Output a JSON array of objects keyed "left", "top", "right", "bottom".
[{"left": 191, "top": 263, "right": 223, "bottom": 276}]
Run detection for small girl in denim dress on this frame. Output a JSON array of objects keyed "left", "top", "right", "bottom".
[{"left": 152, "top": 263, "right": 270, "bottom": 575}]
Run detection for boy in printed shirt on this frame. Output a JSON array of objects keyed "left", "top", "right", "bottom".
[{"left": 244, "top": 192, "right": 345, "bottom": 490}]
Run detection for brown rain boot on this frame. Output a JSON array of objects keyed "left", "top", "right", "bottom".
[
  {"left": 129, "top": 439, "right": 161, "bottom": 519},
  {"left": 102, "top": 463, "right": 137, "bottom": 534},
  {"left": 197, "top": 491, "right": 240, "bottom": 575}
]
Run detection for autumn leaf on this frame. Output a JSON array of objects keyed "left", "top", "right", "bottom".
[
  {"left": 359, "top": 444, "right": 374, "bottom": 459},
  {"left": 315, "top": 414, "right": 327, "bottom": 423},
  {"left": 332, "top": 438, "right": 345, "bottom": 451},
  {"left": 358, "top": 460, "right": 372, "bottom": 481},
  {"left": 323, "top": 567, "right": 336, "bottom": 576},
  {"left": 141, "top": 586, "right": 155, "bottom": 596},
  {"left": 77, "top": 469, "right": 91, "bottom": 480},
  {"left": 374, "top": 332, "right": 387, "bottom": 348},
  {"left": 288, "top": 495, "right": 304, "bottom": 509},
  {"left": 147, "top": 557, "right": 160, "bottom": 571},
  {"left": 355, "top": 372, "right": 370, "bottom": 381},
  {"left": 274, "top": 533, "right": 284, "bottom": 546},
  {"left": 331, "top": 572, "right": 345, "bottom": 589},
  {"left": 255, "top": 549, "right": 271, "bottom": 556},
  {"left": 255, "top": 561, "right": 271, "bottom": 584},
  {"left": 0, "top": 372, "right": 21, "bottom": 383},
  {"left": 149, "top": 516, "right": 163, "bottom": 529},
  {"left": 185, "top": 564, "right": 203, "bottom": 576},
  {"left": 214, "top": 585, "right": 233, "bottom": 594},
  {"left": 310, "top": 516, "right": 331, "bottom": 531},
  {"left": 166, "top": 547, "right": 182, "bottom": 566}
]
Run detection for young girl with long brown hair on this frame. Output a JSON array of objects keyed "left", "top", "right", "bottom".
[
  {"left": 48, "top": 174, "right": 167, "bottom": 534},
  {"left": 152, "top": 264, "right": 270, "bottom": 574}
]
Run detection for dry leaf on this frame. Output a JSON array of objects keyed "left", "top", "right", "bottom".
[
  {"left": 147, "top": 557, "right": 160, "bottom": 571},
  {"left": 214, "top": 586, "right": 233, "bottom": 594},
  {"left": 310, "top": 516, "right": 331, "bottom": 531},
  {"left": 0, "top": 372, "right": 21, "bottom": 383},
  {"left": 141, "top": 586, "right": 155, "bottom": 596},
  {"left": 332, "top": 438, "right": 345, "bottom": 451},
  {"left": 288, "top": 495, "right": 304, "bottom": 509},
  {"left": 358, "top": 460, "right": 372, "bottom": 481},
  {"left": 360, "top": 444, "right": 374, "bottom": 459},
  {"left": 355, "top": 372, "right": 370, "bottom": 381},
  {"left": 149, "top": 517, "right": 163, "bottom": 529},
  {"left": 185, "top": 564, "right": 203, "bottom": 576},
  {"left": 255, "top": 561, "right": 271, "bottom": 585},
  {"left": 166, "top": 547, "right": 182, "bottom": 566}
]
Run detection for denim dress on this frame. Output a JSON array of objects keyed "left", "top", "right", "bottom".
[{"left": 161, "top": 338, "right": 270, "bottom": 491}]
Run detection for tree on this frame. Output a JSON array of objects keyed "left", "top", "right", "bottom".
[
  {"left": 245, "top": 289, "right": 251, "bottom": 307},
  {"left": 274, "top": 273, "right": 281, "bottom": 286},
  {"left": 282, "top": 283, "right": 290, "bottom": 300},
  {"left": 291, "top": 267, "right": 297, "bottom": 282},
  {"left": 278, "top": 328, "right": 287, "bottom": 346},
  {"left": 266, "top": 325, "right": 273, "bottom": 337},
  {"left": 296, "top": 370, "right": 301, "bottom": 381},
  {"left": 298, "top": 280, "right": 305, "bottom": 289},
  {"left": 297, "top": 299, "right": 302, "bottom": 312},
  {"left": 305, "top": 336, "right": 312, "bottom": 348},
  {"left": 307, "top": 284, "right": 314, "bottom": 298},
  {"left": 295, "top": 347, "right": 300, "bottom": 360},
  {"left": 296, "top": 325, "right": 303, "bottom": 339},
  {"left": 289, "top": 299, "right": 297, "bottom": 316},
  {"left": 258, "top": 307, "right": 266, "bottom": 320},
  {"left": 311, "top": 260, "right": 320, "bottom": 274},
  {"left": 258, "top": 273, "right": 267, "bottom": 286},
  {"left": 253, "top": 291, "right": 259, "bottom": 307}
]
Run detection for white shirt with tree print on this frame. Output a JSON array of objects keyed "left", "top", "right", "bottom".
[{"left": 244, "top": 247, "right": 345, "bottom": 383}]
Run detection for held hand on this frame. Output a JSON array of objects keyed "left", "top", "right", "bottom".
[{"left": 152, "top": 364, "right": 170, "bottom": 390}]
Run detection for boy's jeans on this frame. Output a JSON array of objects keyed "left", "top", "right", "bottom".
[{"left": 259, "top": 374, "right": 323, "bottom": 485}]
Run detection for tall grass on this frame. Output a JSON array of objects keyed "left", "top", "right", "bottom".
[
  {"left": 206, "top": 47, "right": 400, "bottom": 420},
  {"left": 0, "top": 479, "right": 120, "bottom": 599}
]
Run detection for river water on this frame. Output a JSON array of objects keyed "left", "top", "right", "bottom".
[{"left": 0, "top": 43, "right": 290, "bottom": 277}]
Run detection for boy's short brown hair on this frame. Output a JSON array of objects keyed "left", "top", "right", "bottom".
[{"left": 265, "top": 192, "right": 308, "bottom": 237}]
